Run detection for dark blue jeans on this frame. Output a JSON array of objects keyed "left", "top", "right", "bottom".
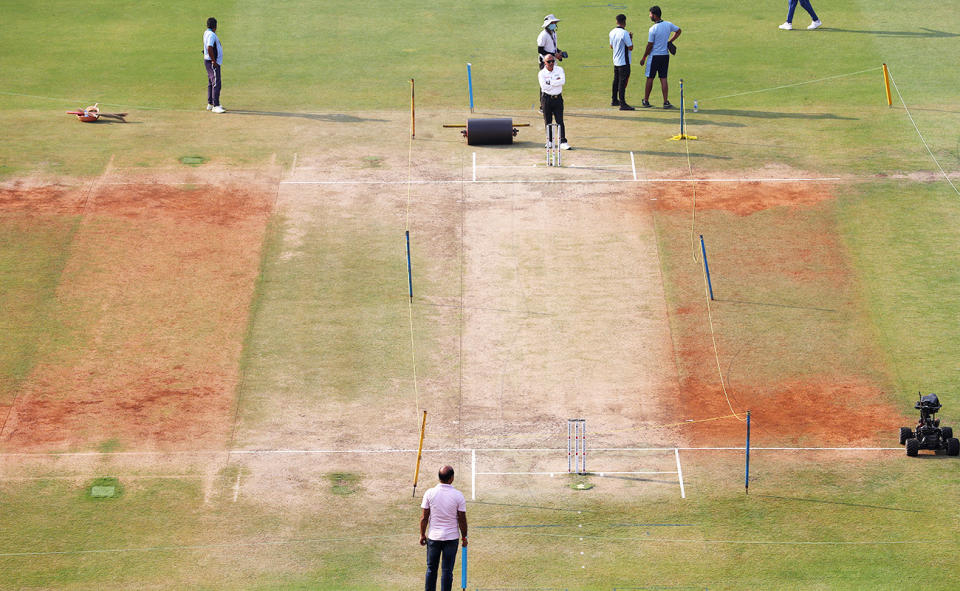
[
  {"left": 787, "top": 0, "right": 818, "bottom": 22},
  {"left": 425, "top": 538, "right": 459, "bottom": 591}
]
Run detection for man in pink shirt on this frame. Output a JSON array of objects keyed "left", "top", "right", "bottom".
[{"left": 419, "top": 465, "right": 468, "bottom": 591}]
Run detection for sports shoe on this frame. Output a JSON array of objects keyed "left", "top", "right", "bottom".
[
  {"left": 545, "top": 141, "right": 553, "bottom": 148},
  {"left": 611, "top": 100, "right": 620, "bottom": 107},
  {"left": 778, "top": 22, "right": 793, "bottom": 30},
  {"left": 559, "top": 142, "right": 570, "bottom": 150},
  {"left": 807, "top": 20, "right": 822, "bottom": 30},
  {"left": 663, "top": 101, "right": 674, "bottom": 109},
  {"left": 211, "top": 105, "right": 226, "bottom": 113},
  {"left": 619, "top": 104, "right": 636, "bottom": 111},
  {"left": 640, "top": 100, "right": 652, "bottom": 108},
  {"left": 206, "top": 104, "right": 213, "bottom": 111}
]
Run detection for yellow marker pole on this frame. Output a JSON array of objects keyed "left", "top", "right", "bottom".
[
  {"left": 410, "top": 79, "right": 416, "bottom": 138},
  {"left": 882, "top": 63, "right": 892, "bottom": 107},
  {"left": 412, "top": 410, "right": 427, "bottom": 497}
]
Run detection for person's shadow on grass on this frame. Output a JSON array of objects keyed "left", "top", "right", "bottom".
[
  {"left": 228, "top": 110, "right": 388, "bottom": 123},
  {"left": 820, "top": 27, "right": 959, "bottom": 38},
  {"left": 697, "top": 109, "right": 857, "bottom": 121}
]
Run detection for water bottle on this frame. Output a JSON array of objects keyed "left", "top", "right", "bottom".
[{"left": 693, "top": 100, "right": 698, "bottom": 113}]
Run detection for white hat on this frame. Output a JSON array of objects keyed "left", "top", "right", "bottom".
[{"left": 542, "top": 14, "right": 560, "bottom": 28}]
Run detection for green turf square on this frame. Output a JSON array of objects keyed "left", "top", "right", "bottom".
[{"left": 90, "top": 486, "right": 116, "bottom": 498}]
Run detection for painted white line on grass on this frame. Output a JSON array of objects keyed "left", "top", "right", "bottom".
[
  {"left": 630, "top": 151, "right": 637, "bottom": 181},
  {"left": 477, "top": 471, "right": 677, "bottom": 476},
  {"left": 0, "top": 446, "right": 903, "bottom": 458},
  {"left": 675, "top": 448, "right": 686, "bottom": 499},
  {"left": 528, "top": 532, "right": 948, "bottom": 546},
  {"left": 0, "top": 533, "right": 410, "bottom": 558},
  {"left": 281, "top": 177, "right": 844, "bottom": 186}
]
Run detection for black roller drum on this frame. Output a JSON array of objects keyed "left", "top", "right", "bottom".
[{"left": 466, "top": 118, "right": 514, "bottom": 145}]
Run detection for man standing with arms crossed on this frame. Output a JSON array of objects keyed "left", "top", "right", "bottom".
[
  {"left": 609, "top": 14, "right": 635, "bottom": 110},
  {"left": 638, "top": 6, "right": 681, "bottom": 109},
  {"left": 420, "top": 465, "right": 468, "bottom": 591},
  {"left": 203, "top": 17, "right": 225, "bottom": 113}
]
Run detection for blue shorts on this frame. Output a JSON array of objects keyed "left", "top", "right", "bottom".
[{"left": 645, "top": 54, "right": 669, "bottom": 79}]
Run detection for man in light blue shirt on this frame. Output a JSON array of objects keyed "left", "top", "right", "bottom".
[
  {"left": 608, "top": 14, "right": 634, "bottom": 110},
  {"left": 638, "top": 6, "right": 681, "bottom": 109},
  {"left": 203, "top": 17, "right": 225, "bottom": 113}
]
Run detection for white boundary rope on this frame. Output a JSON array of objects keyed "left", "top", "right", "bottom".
[
  {"left": 887, "top": 69, "right": 960, "bottom": 196},
  {"left": 702, "top": 67, "right": 882, "bottom": 102}
]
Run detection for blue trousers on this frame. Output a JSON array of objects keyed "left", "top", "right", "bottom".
[
  {"left": 787, "top": 0, "right": 818, "bottom": 22},
  {"left": 205, "top": 61, "right": 222, "bottom": 106},
  {"left": 425, "top": 538, "right": 459, "bottom": 591}
]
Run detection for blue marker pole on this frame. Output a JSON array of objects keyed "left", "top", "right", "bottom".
[
  {"left": 461, "top": 544, "right": 467, "bottom": 590},
  {"left": 405, "top": 230, "right": 413, "bottom": 302},
  {"left": 745, "top": 410, "right": 751, "bottom": 495},
  {"left": 467, "top": 63, "right": 474, "bottom": 113},
  {"left": 679, "top": 79, "right": 685, "bottom": 137},
  {"left": 699, "top": 235, "right": 715, "bottom": 300}
]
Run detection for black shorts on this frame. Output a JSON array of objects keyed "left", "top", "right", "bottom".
[{"left": 646, "top": 54, "right": 669, "bottom": 79}]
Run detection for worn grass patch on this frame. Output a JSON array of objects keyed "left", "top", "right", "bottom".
[{"left": 327, "top": 472, "right": 362, "bottom": 496}]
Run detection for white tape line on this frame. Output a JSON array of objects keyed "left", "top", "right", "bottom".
[
  {"left": 675, "top": 448, "right": 686, "bottom": 499},
  {"left": 630, "top": 151, "right": 637, "bottom": 181}
]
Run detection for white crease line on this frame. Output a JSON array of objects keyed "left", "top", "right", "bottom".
[
  {"left": 0, "top": 446, "right": 902, "bottom": 458},
  {"left": 675, "top": 448, "right": 686, "bottom": 499},
  {"left": 281, "top": 177, "right": 843, "bottom": 185},
  {"left": 477, "top": 471, "right": 678, "bottom": 476}
]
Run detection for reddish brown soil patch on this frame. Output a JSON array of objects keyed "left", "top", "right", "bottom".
[
  {"left": 652, "top": 181, "right": 834, "bottom": 215},
  {"left": 0, "top": 181, "right": 272, "bottom": 452},
  {"left": 656, "top": 183, "right": 906, "bottom": 448},
  {"left": 675, "top": 378, "right": 908, "bottom": 447},
  {"left": 0, "top": 184, "right": 86, "bottom": 214}
]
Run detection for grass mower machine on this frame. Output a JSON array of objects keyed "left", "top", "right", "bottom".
[{"left": 899, "top": 394, "right": 959, "bottom": 457}]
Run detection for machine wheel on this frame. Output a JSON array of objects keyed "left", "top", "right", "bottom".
[
  {"left": 947, "top": 438, "right": 960, "bottom": 457},
  {"left": 906, "top": 438, "right": 920, "bottom": 457},
  {"left": 941, "top": 427, "right": 953, "bottom": 440},
  {"left": 899, "top": 427, "right": 913, "bottom": 445}
]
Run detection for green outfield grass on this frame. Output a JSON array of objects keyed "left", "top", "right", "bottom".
[
  {"left": 2, "top": 1, "right": 958, "bottom": 176},
  {"left": 1, "top": 0, "right": 959, "bottom": 589}
]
